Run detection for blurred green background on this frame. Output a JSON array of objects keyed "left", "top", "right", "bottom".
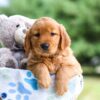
[{"left": 0, "top": 0, "right": 100, "bottom": 100}]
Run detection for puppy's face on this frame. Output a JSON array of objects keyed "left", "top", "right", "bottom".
[
  {"left": 24, "top": 17, "right": 71, "bottom": 57},
  {"left": 31, "top": 19, "right": 60, "bottom": 56}
]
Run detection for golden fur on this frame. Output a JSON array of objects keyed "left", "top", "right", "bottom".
[{"left": 24, "top": 17, "right": 82, "bottom": 95}]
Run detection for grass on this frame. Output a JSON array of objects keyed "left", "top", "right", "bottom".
[{"left": 78, "top": 76, "right": 100, "bottom": 100}]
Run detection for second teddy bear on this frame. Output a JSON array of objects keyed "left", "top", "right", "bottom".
[
  {"left": 0, "top": 48, "right": 18, "bottom": 68},
  {"left": 0, "top": 14, "right": 36, "bottom": 68}
]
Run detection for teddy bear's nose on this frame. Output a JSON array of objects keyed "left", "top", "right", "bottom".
[
  {"left": 40, "top": 43, "right": 49, "bottom": 51},
  {"left": 23, "top": 29, "right": 27, "bottom": 33}
]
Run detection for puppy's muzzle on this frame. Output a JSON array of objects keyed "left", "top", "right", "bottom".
[{"left": 40, "top": 43, "right": 49, "bottom": 51}]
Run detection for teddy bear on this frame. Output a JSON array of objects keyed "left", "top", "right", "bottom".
[
  {"left": 0, "top": 23, "right": 26, "bottom": 68},
  {"left": 0, "top": 14, "right": 36, "bottom": 48},
  {"left": 0, "top": 21, "right": 27, "bottom": 68},
  {"left": 0, "top": 14, "right": 36, "bottom": 68}
]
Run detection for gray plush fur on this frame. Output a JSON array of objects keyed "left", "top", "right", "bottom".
[
  {"left": 0, "top": 14, "right": 35, "bottom": 68},
  {"left": 0, "top": 14, "right": 35, "bottom": 48},
  {"left": 0, "top": 48, "right": 18, "bottom": 68}
]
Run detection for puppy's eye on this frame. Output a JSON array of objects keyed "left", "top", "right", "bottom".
[
  {"left": 34, "top": 33, "right": 40, "bottom": 37},
  {"left": 51, "top": 32, "right": 56, "bottom": 36}
]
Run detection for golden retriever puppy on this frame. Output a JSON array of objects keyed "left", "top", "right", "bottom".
[{"left": 24, "top": 17, "right": 82, "bottom": 95}]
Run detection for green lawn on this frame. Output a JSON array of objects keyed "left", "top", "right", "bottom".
[{"left": 78, "top": 77, "right": 100, "bottom": 100}]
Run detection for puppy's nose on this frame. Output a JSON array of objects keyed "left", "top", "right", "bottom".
[{"left": 40, "top": 43, "right": 49, "bottom": 50}]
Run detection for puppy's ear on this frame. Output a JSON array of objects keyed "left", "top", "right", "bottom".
[
  {"left": 24, "top": 29, "right": 32, "bottom": 55},
  {"left": 59, "top": 24, "right": 71, "bottom": 50}
]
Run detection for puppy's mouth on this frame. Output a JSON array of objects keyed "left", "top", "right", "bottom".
[
  {"left": 33, "top": 47, "right": 56, "bottom": 57},
  {"left": 32, "top": 42, "right": 58, "bottom": 57},
  {"left": 39, "top": 49, "right": 51, "bottom": 56},
  {"left": 42, "top": 50, "right": 52, "bottom": 55}
]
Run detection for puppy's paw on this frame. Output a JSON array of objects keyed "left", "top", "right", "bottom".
[
  {"left": 38, "top": 76, "right": 51, "bottom": 88},
  {"left": 56, "top": 81, "right": 67, "bottom": 96}
]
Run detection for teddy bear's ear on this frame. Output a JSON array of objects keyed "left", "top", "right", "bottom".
[
  {"left": 59, "top": 24, "right": 71, "bottom": 50},
  {"left": 24, "top": 29, "right": 32, "bottom": 55}
]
